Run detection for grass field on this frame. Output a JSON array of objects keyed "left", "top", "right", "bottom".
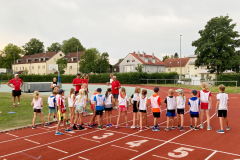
[
  {"left": 0, "top": 93, "right": 91, "bottom": 131},
  {"left": 141, "top": 84, "right": 239, "bottom": 93}
]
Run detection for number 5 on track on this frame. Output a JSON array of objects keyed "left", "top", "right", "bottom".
[
  {"left": 168, "top": 147, "right": 194, "bottom": 158},
  {"left": 126, "top": 140, "right": 148, "bottom": 148}
]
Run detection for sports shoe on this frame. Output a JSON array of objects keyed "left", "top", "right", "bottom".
[
  {"left": 126, "top": 124, "right": 129, "bottom": 128},
  {"left": 100, "top": 125, "right": 103, "bottom": 128},
  {"left": 190, "top": 125, "right": 193, "bottom": 129},
  {"left": 165, "top": 127, "right": 169, "bottom": 131},
  {"left": 32, "top": 126, "right": 36, "bottom": 129},
  {"left": 73, "top": 125, "right": 77, "bottom": 130},
  {"left": 180, "top": 127, "right": 185, "bottom": 131},
  {"left": 131, "top": 126, "right": 136, "bottom": 129},
  {"left": 152, "top": 127, "right": 160, "bottom": 131},
  {"left": 207, "top": 126, "right": 212, "bottom": 130},
  {"left": 171, "top": 127, "right": 177, "bottom": 130},
  {"left": 139, "top": 128, "right": 143, "bottom": 131},
  {"left": 89, "top": 125, "right": 94, "bottom": 129},
  {"left": 97, "top": 126, "right": 102, "bottom": 129},
  {"left": 115, "top": 126, "right": 119, "bottom": 129},
  {"left": 53, "top": 118, "right": 57, "bottom": 121},
  {"left": 216, "top": 130, "right": 225, "bottom": 134},
  {"left": 145, "top": 125, "right": 150, "bottom": 128},
  {"left": 55, "top": 131, "right": 63, "bottom": 135},
  {"left": 66, "top": 121, "right": 71, "bottom": 125},
  {"left": 65, "top": 128, "right": 72, "bottom": 132},
  {"left": 137, "top": 125, "right": 140, "bottom": 128},
  {"left": 79, "top": 126, "right": 85, "bottom": 130},
  {"left": 44, "top": 124, "right": 49, "bottom": 127},
  {"left": 110, "top": 124, "right": 113, "bottom": 127},
  {"left": 194, "top": 127, "right": 199, "bottom": 130},
  {"left": 93, "top": 123, "right": 98, "bottom": 126},
  {"left": 226, "top": 126, "right": 230, "bottom": 130},
  {"left": 200, "top": 124, "right": 204, "bottom": 129},
  {"left": 177, "top": 125, "right": 180, "bottom": 129},
  {"left": 18, "top": 104, "right": 20, "bottom": 107},
  {"left": 106, "top": 124, "right": 110, "bottom": 128}
]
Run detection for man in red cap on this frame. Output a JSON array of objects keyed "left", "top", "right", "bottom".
[{"left": 7, "top": 74, "right": 24, "bottom": 107}]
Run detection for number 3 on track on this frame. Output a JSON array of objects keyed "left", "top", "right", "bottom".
[
  {"left": 126, "top": 140, "right": 148, "bottom": 148},
  {"left": 92, "top": 133, "right": 114, "bottom": 139},
  {"left": 168, "top": 147, "right": 194, "bottom": 158}
]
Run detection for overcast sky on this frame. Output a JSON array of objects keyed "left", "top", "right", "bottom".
[{"left": 0, "top": 0, "right": 240, "bottom": 64}]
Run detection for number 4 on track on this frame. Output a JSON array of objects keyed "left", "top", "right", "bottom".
[{"left": 126, "top": 140, "right": 148, "bottom": 148}]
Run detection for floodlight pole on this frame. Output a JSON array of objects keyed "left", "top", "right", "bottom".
[
  {"left": 77, "top": 46, "right": 78, "bottom": 74},
  {"left": 180, "top": 35, "right": 182, "bottom": 80}
]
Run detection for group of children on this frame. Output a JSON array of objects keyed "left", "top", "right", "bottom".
[{"left": 31, "top": 82, "right": 230, "bottom": 135}]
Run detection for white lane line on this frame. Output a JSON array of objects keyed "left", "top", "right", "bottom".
[
  {"left": 205, "top": 151, "right": 217, "bottom": 160},
  {"left": 78, "top": 156, "right": 89, "bottom": 160},
  {"left": 111, "top": 145, "right": 138, "bottom": 152},
  {"left": 153, "top": 155, "right": 173, "bottom": 160},
  {"left": 6, "top": 133, "right": 18, "bottom": 138},
  {"left": 80, "top": 137, "right": 101, "bottom": 143},
  {"left": 129, "top": 113, "right": 216, "bottom": 160},
  {"left": 48, "top": 146, "right": 68, "bottom": 154},
  {"left": 24, "top": 139, "right": 40, "bottom": 144}
]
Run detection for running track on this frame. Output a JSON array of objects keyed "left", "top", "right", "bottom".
[{"left": 0, "top": 85, "right": 240, "bottom": 160}]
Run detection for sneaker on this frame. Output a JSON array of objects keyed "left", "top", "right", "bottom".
[
  {"left": 194, "top": 127, "right": 199, "bottom": 130},
  {"left": 87, "top": 100, "right": 89, "bottom": 103},
  {"left": 97, "top": 126, "right": 102, "bottom": 129},
  {"left": 65, "top": 128, "right": 72, "bottom": 132},
  {"left": 18, "top": 104, "right": 20, "bottom": 107},
  {"left": 136, "top": 125, "right": 140, "bottom": 128},
  {"left": 106, "top": 124, "right": 110, "bottom": 128},
  {"left": 53, "top": 118, "right": 57, "bottom": 121},
  {"left": 110, "top": 124, "right": 113, "bottom": 127},
  {"left": 180, "top": 127, "right": 185, "bottom": 131},
  {"left": 139, "top": 128, "right": 143, "bottom": 131},
  {"left": 226, "top": 126, "right": 230, "bottom": 130},
  {"left": 165, "top": 127, "right": 169, "bottom": 131},
  {"left": 131, "top": 126, "right": 136, "bottom": 129},
  {"left": 32, "top": 126, "right": 36, "bottom": 129},
  {"left": 216, "top": 130, "right": 225, "bottom": 134},
  {"left": 79, "top": 126, "right": 85, "bottom": 130},
  {"left": 66, "top": 121, "right": 71, "bottom": 125},
  {"left": 152, "top": 127, "right": 160, "bottom": 131},
  {"left": 177, "top": 125, "right": 180, "bottom": 129},
  {"left": 93, "top": 123, "right": 98, "bottom": 126},
  {"left": 55, "top": 131, "right": 63, "bottom": 135},
  {"left": 171, "top": 127, "right": 177, "bottom": 130},
  {"left": 126, "top": 124, "right": 129, "bottom": 128},
  {"left": 89, "top": 125, "right": 94, "bottom": 129},
  {"left": 145, "top": 125, "right": 150, "bottom": 128},
  {"left": 100, "top": 125, "right": 103, "bottom": 128},
  {"left": 115, "top": 126, "right": 119, "bottom": 129},
  {"left": 73, "top": 125, "right": 77, "bottom": 130},
  {"left": 207, "top": 126, "right": 212, "bottom": 130},
  {"left": 200, "top": 124, "right": 204, "bottom": 129},
  {"left": 44, "top": 124, "right": 49, "bottom": 127},
  {"left": 190, "top": 125, "right": 193, "bottom": 129}
]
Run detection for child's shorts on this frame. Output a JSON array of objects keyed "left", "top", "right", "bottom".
[
  {"left": 105, "top": 106, "right": 113, "bottom": 111},
  {"left": 153, "top": 112, "right": 160, "bottom": 118},
  {"left": 34, "top": 108, "right": 42, "bottom": 113},
  {"left": 91, "top": 104, "right": 94, "bottom": 110},
  {"left": 218, "top": 110, "right": 227, "bottom": 117},
  {"left": 119, "top": 105, "right": 127, "bottom": 112},
  {"left": 190, "top": 113, "right": 199, "bottom": 118},
  {"left": 58, "top": 110, "right": 66, "bottom": 120},
  {"left": 75, "top": 106, "right": 84, "bottom": 114},
  {"left": 166, "top": 111, "right": 176, "bottom": 117},
  {"left": 49, "top": 108, "right": 57, "bottom": 113},
  {"left": 139, "top": 110, "right": 146, "bottom": 113},
  {"left": 133, "top": 101, "right": 139, "bottom": 113},
  {"left": 96, "top": 110, "right": 103, "bottom": 115},
  {"left": 177, "top": 109, "right": 184, "bottom": 115}
]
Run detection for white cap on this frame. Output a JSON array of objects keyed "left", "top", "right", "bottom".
[{"left": 14, "top": 74, "right": 18, "bottom": 76}]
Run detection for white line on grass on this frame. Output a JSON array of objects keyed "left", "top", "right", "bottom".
[
  {"left": 111, "top": 145, "right": 138, "bottom": 152},
  {"left": 6, "top": 133, "right": 18, "bottom": 138},
  {"left": 24, "top": 139, "right": 40, "bottom": 145},
  {"left": 48, "top": 146, "right": 68, "bottom": 154}
]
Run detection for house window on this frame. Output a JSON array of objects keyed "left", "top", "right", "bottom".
[
  {"left": 207, "top": 66, "right": 209, "bottom": 69},
  {"left": 195, "top": 67, "right": 197, "bottom": 70},
  {"left": 54, "top": 58, "right": 56, "bottom": 62},
  {"left": 188, "top": 67, "right": 190, "bottom": 72},
  {"left": 195, "top": 74, "right": 197, "bottom": 77},
  {"left": 127, "top": 60, "right": 130, "bottom": 63},
  {"left": 42, "top": 65, "right": 45, "bottom": 69},
  {"left": 32, "top": 66, "right": 34, "bottom": 70},
  {"left": 60, "top": 54, "right": 62, "bottom": 56},
  {"left": 175, "top": 68, "right": 177, "bottom": 71},
  {"left": 38, "top": 66, "right": 40, "bottom": 69},
  {"left": 114, "top": 68, "right": 116, "bottom": 71},
  {"left": 132, "top": 60, "right": 135, "bottom": 62},
  {"left": 168, "top": 69, "right": 170, "bottom": 71},
  {"left": 70, "top": 66, "right": 72, "bottom": 69}
]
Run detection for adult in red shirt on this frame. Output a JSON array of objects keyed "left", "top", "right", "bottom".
[
  {"left": 72, "top": 73, "right": 82, "bottom": 95},
  {"left": 81, "top": 74, "right": 90, "bottom": 90},
  {"left": 7, "top": 74, "right": 24, "bottom": 107},
  {"left": 111, "top": 76, "right": 121, "bottom": 109}
]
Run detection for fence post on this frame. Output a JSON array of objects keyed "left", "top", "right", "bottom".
[
  {"left": 174, "top": 79, "right": 175, "bottom": 88},
  {"left": 165, "top": 79, "right": 166, "bottom": 85},
  {"left": 193, "top": 80, "right": 194, "bottom": 88},
  {"left": 155, "top": 79, "right": 157, "bottom": 84},
  {"left": 147, "top": 79, "right": 148, "bottom": 84},
  {"left": 236, "top": 81, "right": 238, "bottom": 93}
]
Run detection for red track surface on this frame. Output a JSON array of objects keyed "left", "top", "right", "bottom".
[{"left": 1, "top": 85, "right": 240, "bottom": 160}]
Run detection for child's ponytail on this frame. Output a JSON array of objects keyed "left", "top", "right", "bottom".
[
  {"left": 201, "top": 82, "right": 209, "bottom": 91},
  {"left": 105, "top": 88, "right": 112, "bottom": 98},
  {"left": 33, "top": 91, "right": 39, "bottom": 101}
]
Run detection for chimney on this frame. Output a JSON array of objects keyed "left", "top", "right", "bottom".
[
  {"left": 143, "top": 51, "right": 146, "bottom": 57},
  {"left": 152, "top": 52, "right": 154, "bottom": 58},
  {"left": 138, "top": 51, "right": 140, "bottom": 57},
  {"left": 133, "top": 51, "right": 135, "bottom": 54},
  {"left": 152, "top": 52, "right": 155, "bottom": 63}
]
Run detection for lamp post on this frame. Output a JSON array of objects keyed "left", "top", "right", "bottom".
[
  {"left": 77, "top": 46, "right": 78, "bottom": 74},
  {"left": 170, "top": 62, "right": 172, "bottom": 72},
  {"left": 180, "top": 35, "right": 182, "bottom": 80}
]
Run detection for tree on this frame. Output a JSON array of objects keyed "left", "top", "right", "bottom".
[
  {"left": 135, "top": 64, "right": 144, "bottom": 73},
  {"left": 118, "top": 58, "right": 124, "bottom": 63},
  {"left": 22, "top": 38, "right": 45, "bottom": 55},
  {"left": 24, "top": 68, "right": 29, "bottom": 75},
  {"left": 192, "top": 15, "right": 240, "bottom": 75},
  {"left": 79, "top": 48, "right": 99, "bottom": 73},
  {"left": 162, "top": 55, "right": 169, "bottom": 62},
  {"left": 62, "top": 37, "right": 85, "bottom": 55},
  {"left": 56, "top": 58, "right": 67, "bottom": 74},
  {"left": 174, "top": 52, "right": 179, "bottom": 58},
  {"left": 47, "top": 42, "right": 62, "bottom": 52},
  {"left": 95, "top": 52, "right": 110, "bottom": 73},
  {"left": 0, "top": 44, "right": 22, "bottom": 69}
]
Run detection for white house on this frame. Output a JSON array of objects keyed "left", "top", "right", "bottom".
[{"left": 119, "top": 51, "right": 166, "bottom": 73}]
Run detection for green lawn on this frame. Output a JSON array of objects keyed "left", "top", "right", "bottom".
[
  {"left": 141, "top": 84, "right": 239, "bottom": 94},
  {"left": 0, "top": 93, "right": 91, "bottom": 131}
]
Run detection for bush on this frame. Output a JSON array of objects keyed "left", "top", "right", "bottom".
[{"left": 217, "top": 74, "right": 239, "bottom": 86}]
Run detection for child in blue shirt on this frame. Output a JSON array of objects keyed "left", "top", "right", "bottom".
[
  {"left": 94, "top": 88, "right": 105, "bottom": 129},
  {"left": 188, "top": 90, "right": 200, "bottom": 130},
  {"left": 48, "top": 91, "right": 58, "bottom": 123}
]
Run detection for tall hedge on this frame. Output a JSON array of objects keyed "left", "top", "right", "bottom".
[
  {"left": 217, "top": 74, "right": 240, "bottom": 86},
  {"left": 0, "top": 72, "right": 178, "bottom": 84}
]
